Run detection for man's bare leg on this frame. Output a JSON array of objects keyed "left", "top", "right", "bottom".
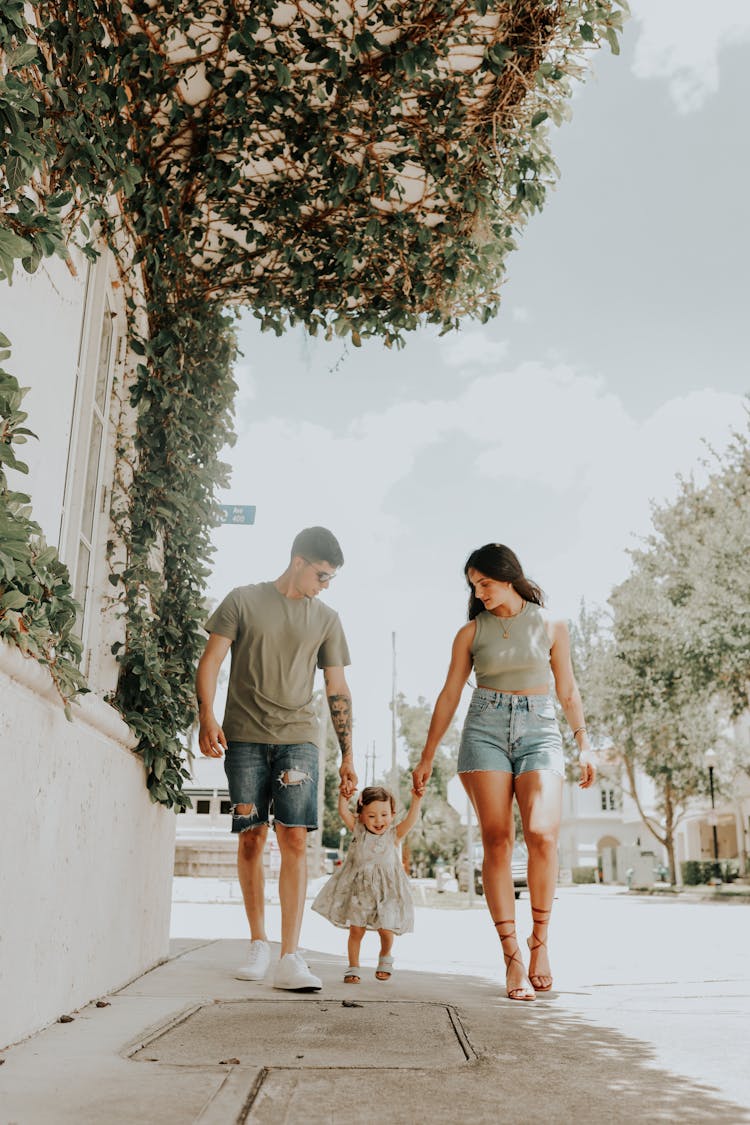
[
  {"left": 236, "top": 821, "right": 269, "bottom": 941},
  {"left": 275, "top": 823, "right": 308, "bottom": 956}
]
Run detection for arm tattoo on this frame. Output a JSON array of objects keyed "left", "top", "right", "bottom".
[{"left": 327, "top": 693, "right": 352, "bottom": 757}]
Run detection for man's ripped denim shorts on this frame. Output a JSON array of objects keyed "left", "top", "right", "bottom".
[
  {"left": 224, "top": 742, "right": 319, "bottom": 833},
  {"left": 457, "top": 689, "right": 564, "bottom": 777}
]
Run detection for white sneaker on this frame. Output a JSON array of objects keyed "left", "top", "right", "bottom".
[
  {"left": 272, "top": 952, "right": 322, "bottom": 992},
  {"left": 235, "top": 940, "right": 271, "bottom": 981}
]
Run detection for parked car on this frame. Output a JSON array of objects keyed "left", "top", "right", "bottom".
[
  {"left": 457, "top": 843, "right": 528, "bottom": 898},
  {"left": 323, "top": 849, "right": 342, "bottom": 874}
]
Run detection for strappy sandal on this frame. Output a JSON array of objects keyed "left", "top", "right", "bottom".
[
  {"left": 495, "top": 920, "right": 535, "bottom": 1001},
  {"left": 343, "top": 966, "right": 360, "bottom": 984},
  {"left": 527, "top": 906, "right": 553, "bottom": 992},
  {"left": 375, "top": 955, "right": 394, "bottom": 981}
]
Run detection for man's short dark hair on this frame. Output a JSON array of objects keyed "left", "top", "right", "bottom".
[{"left": 291, "top": 527, "right": 344, "bottom": 568}]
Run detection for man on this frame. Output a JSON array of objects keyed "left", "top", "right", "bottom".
[{"left": 196, "top": 527, "right": 357, "bottom": 991}]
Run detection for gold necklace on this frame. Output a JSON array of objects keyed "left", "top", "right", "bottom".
[{"left": 498, "top": 601, "right": 525, "bottom": 639}]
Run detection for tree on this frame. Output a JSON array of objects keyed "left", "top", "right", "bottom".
[
  {"left": 575, "top": 568, "right": 720, "bottom": 883},
  {"left": 637, "top": 414, "right": 750, "bottom": 717},
  {"left": 391, "top": 693, "right": 465, "bottom": 874},
  {"left": 569, "top": 413, "right": 750, "bottom": 882}
]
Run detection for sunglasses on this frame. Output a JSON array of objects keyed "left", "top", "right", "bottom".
[{"left": 301, "top": 558, "right": 338, "bottom": 583}]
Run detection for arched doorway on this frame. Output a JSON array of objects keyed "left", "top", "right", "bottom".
[{"left": 598, "top": 835, "right": 622, "bottom": 884}]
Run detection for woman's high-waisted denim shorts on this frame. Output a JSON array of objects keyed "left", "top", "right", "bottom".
[{"left": 457, "top": 688, "right": 564, "bottom": 777}]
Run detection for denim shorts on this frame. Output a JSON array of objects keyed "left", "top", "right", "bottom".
[
  {"left": 457, "top": 689, "right": 564, "bottom": 777},
  {"left": 224, "top": 742, "right": 319, "bottom": 833}
]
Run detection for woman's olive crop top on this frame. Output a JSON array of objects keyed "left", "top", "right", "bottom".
[{"left": 471, "top": 602, "right": 551, "bottom": 691}]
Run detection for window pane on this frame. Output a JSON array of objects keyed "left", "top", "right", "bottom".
[
  {"left": 220, "top": 800, "right": 231, "bottom": 815},
  {"left": 80, "top": 413, "right": 103, "bottom": 543},
  {"left": 74, "top": 540, "right": 90, "bottom": 634},
  {"left": 95, "top": 309, "right": 113, "bottom": 414},
  {"left": 196, "top": 799, "right": 210, "bottom": 815}
]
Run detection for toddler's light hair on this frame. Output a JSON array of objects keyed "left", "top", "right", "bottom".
[{"left": 356, "top": 786, "right": 396, "bottom": 814}]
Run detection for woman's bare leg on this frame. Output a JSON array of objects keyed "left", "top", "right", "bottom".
[
  {"left": 461, "top": 771, "right": 534, "bottom": 999},
  {"left": 514, "top": 770, "right": 563, "bottom": 989}
]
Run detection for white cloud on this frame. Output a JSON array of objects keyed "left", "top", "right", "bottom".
[
  {"left": 629, "top": 0, "right": 750, "bottom": 112},
  {"left": 231, "top": 364, "right": 257, "bottom": 433},
  {"left": 468, "top": 362, "right": 625, "bottom": 491},
  {"left": 210, "top": 337, "right": 744, "bottom": 771},
  {"left": 440, "top": 327, "right": 509, "bottom": 371}
]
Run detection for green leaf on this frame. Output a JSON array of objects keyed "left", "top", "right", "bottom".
[
  {"left": 47, "top": 191, "right": 74, "bottom": 211},
  {"left": 8, "top": 43, "right": 38, "bottom": 68},
  {"left": 606, "top": 26, "right": 621, "bottom": 55},
  {"left": 0, "top": 230, "right": 34, "bottom": 260},
  {"left": 273, "top": 60, "right": 291, "bottom": 87},
  {"left": 1, "top": 590, "right": 28, "bottom": 610},
  {"left": 5, "top": 156, "right": 28, "bottom": 194}
]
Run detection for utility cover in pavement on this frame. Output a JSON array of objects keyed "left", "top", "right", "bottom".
[{"left": 132, "top": 1000, "right": 472, "bottom": 1068}]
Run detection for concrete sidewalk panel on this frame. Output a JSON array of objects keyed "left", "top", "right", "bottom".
[{"left": 130, "top": 999, "right": 472, "bottom": 1069}]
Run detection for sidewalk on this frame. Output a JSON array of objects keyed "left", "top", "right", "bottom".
[{"left": 1, "top": 917, "right": 749, "bottom": 1124}]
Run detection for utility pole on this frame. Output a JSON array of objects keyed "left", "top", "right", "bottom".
[
  {"left": 363, "top": 741, "right": 373, "bottom": 785},
  {"left": 391, "top": 631, "right": 399, "bottom": 810}
]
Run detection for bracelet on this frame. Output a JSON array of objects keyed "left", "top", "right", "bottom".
[{"left": 572, "top": 726, "right": 587, "bottom": 738}]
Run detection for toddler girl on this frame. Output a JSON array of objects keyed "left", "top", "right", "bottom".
[{"left": 312, "top": 785, "right": 422, "bottom": 982}]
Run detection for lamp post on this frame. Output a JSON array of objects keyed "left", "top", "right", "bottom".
[{"left": 704, "top": 748, "right": 721, "bottom": 884}]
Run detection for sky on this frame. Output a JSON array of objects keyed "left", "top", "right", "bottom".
[{"left": 204, "top": 2, "right": 750, "bottom": 783}]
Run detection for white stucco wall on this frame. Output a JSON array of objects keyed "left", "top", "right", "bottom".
[{"left": 0, "top": 645, "right": 176, "bottom": 1049}]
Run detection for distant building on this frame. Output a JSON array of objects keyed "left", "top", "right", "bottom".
[
  {"left": 674, "top": 715, "right": 750, "bottom": 876},
  {"left": 559, "top": 766, "right": 666, "bottom": 884},
  {"left": 561, "top": 727, "right": 750, "bottom": 886}
]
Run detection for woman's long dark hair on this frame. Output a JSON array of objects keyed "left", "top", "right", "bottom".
[{"left": 464, "top": 544, "right": 545, "bottom": 620}]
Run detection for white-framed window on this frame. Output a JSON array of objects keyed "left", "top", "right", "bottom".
[
  {"left": 600, "top": 787, "right": 617, "bottom": 812},
  {"left": 60, "top": 254, "right": 122, "bottom": 670}
]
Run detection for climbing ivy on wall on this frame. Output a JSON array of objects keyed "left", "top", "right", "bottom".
[
  {"left": 108, "top": 296, "right": 238, "bottom": 808},
  {"left": 0, "top": 0, "right": 626, "bottom": 807},
  {"left": 0, "top": 337, "right": 87, "bottom": 711}
]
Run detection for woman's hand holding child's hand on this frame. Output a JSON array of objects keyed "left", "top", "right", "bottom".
[{"left": 411, "top": 758, "right": 432, "bottom": 796}]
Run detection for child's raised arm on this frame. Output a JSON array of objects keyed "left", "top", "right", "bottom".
[
  {"left": 395, "top": 789, "right": 423, "bottom": 840},
  {"left": 338, "top": 789, "right": 356, "bottom": 832}
]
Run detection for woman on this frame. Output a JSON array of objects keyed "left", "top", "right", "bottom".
[{"left": 412, "top": 544, "right": 596, "bottom": 1001}]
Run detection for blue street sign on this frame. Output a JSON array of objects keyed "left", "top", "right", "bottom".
[{"left": 220, "top": 505, "right": 256, "bottom": 525}]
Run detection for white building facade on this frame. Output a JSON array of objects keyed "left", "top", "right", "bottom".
[
  {"left": 0, "top": 250, "right": 175, "bottom": 1048},
  {"left": 561, "top": 748, "right": 750, "bottom": 887},
  {"left": 559, "top": 768, "right": 667, "bottom": 884}
]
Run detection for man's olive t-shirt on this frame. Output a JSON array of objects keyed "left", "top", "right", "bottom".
[{"left": 205, "top": 582, "right": 351, "bottom": 746}]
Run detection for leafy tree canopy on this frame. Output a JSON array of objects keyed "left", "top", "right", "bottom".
[
  {"left": 0, "top": 0, "right": 626, "bottom": 807},
  {"left": 1, "top": 0, "right": 626, "bottom": 343},
  {"left": 570, "top": 410, "right": 750, "bottom": 878}
]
